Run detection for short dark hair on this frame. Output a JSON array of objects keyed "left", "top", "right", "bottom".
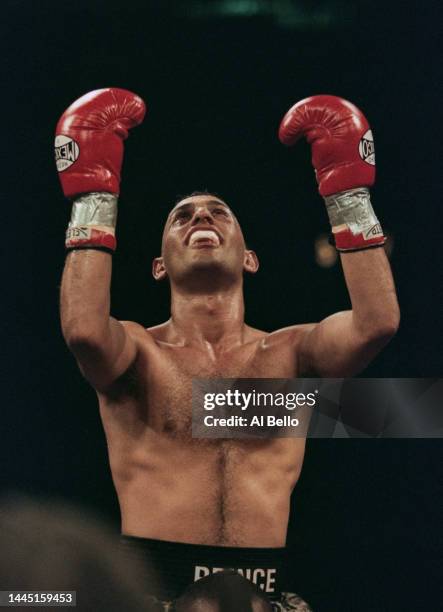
[
  {"left": 174, "top": 569, "right": 272, "bottom": 612},
  {"left": 174, "top": 190, "right": 225, "bottom": 205}
]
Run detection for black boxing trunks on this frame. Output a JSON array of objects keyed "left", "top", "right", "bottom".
[{"left": 119, "top": 535, "right": 313, "bottom": 611}]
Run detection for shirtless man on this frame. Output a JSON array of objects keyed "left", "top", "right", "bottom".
[{"left": 56, "top": 89, "right": 399, "bottom": 610}]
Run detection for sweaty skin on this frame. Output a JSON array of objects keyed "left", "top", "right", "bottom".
[{"left": 60, "top": 195, "right": 400, "bottom": 547}]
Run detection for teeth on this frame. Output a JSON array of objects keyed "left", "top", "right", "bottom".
[{"left": 189, "top": 230, "right": 220, "bottom": 246}]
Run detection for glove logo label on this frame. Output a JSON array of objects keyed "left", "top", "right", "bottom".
[
  {"left": 358, "top": 130, "right": 375, "bottom": 165},
  {"left": 55, "top": 135, "right": 80, "bottom": 172}
]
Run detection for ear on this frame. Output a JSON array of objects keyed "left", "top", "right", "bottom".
[
  {"left": 152, "top": 257, "right": 167, "bottom": 281},
  {"left": 243, "top": 249, "right": 259, "bottom": 274}
]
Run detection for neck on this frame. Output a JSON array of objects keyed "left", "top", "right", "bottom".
[{"left": 169, "top": 281, "right": 246, "bottom": 348}]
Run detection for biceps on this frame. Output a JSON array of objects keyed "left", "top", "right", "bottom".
[
  {"left": 300, "top": 311, "right": 376, "bottom": 377},
  {"left": 68, "top": 318, "right": 138, "bottom": 391}
]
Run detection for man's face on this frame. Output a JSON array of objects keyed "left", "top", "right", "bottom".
[{"left": 154, "top": 195, "right": 257, "bottom": 285}]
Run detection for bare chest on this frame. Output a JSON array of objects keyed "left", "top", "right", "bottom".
[{"left": 140, "top": 341, "right": 296, "bottom": 435}]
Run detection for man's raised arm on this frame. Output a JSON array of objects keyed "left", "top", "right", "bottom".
[
  {"left": 279, "top": 95, "right": 400, "bottom": 376},
  {"left": 57, "top": 89, "right": 146, "bottom": 391}
]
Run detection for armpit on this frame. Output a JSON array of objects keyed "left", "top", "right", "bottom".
[{"left": 103, "top": 360, "right": 141, "bottom": 401}]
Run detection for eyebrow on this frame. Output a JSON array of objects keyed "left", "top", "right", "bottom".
[{"left": 169, "top": 200, "right": 231, "bottom": 217}]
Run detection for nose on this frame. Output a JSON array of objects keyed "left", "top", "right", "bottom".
[{"left": 191, "top": 206, "right": 214, "bottom": 225}]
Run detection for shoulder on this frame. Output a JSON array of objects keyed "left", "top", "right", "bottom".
[
  {"left": 119, "top": 320, "right": 180, "bottom": 348},
  {"left": 118, "top": 320, "right": 160, "bottom": 348}
]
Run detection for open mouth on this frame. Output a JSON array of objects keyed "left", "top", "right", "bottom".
[{"left": 189, "top": 230, "right": 221, "bottom": 248}]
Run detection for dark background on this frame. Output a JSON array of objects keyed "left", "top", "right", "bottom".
[{"left": 2, "top": 1, "right": 442, "bottom": 610}]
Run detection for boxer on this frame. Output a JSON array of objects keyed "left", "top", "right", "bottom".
[{"left": 57, "top": 89, "right": 399, "bottom": 611}]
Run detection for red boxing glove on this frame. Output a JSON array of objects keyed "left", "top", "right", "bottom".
[
  {"left": 55, "top": 88, "right": 146, "bottom": 198},
  {"left": 278, "top": 95, "right": 375, "bottom": 197},
  {"left": 279, "top": 95, "right": 385, "bottom": 251}
]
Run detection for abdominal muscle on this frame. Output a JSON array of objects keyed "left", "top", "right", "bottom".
[{"left": 105, "top": 418, "right": 306, "bottom": 547}]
